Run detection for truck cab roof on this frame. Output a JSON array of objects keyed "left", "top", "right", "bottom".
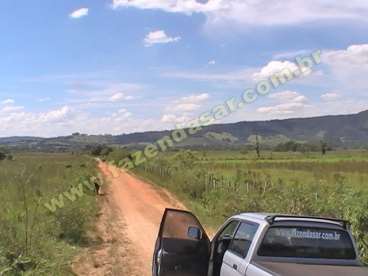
[{"left": 233, "top": 213, "right": 348, "bottom": 229}]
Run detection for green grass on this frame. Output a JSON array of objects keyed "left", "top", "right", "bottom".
[
  {"left": 132, "top": 149, "right": 368, "bottom": 264},
  {"left": 0, "top": 153, "right": 99, "bottom": 275}
]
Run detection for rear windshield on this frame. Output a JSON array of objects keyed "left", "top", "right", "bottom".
[{"left": 258, "top": 226, "right": 356, "bottom": 259}]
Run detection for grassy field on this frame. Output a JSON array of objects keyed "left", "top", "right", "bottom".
[
  {"left": 0, "top": 153, "right": 99, "bottom": 275},
  {"left": 133, "top": 149, "right": 368, "bottom": 264}
]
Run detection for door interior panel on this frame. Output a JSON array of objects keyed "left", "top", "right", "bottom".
[{"left": 153, "top": 209, "right": 210, "bottom": 276}]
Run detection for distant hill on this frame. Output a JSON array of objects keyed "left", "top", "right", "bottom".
[
  {"left": 112, "top": 110, "right": 368, "bottom": 149},
  {"left": 1, "top": 110, "right": 368, "bottom": 151}
]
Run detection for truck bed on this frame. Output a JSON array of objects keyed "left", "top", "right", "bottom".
[{"left": 253, "top": 261, "right": 368, "bottom": 276}]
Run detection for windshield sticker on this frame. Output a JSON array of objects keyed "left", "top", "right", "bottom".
[{"left": 278, "top": 229, "right": 342, "bottom": 241}]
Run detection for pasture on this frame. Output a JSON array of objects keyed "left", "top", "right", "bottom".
[{"left": 133, "top": 149, "right": 368, "bottom": 264}]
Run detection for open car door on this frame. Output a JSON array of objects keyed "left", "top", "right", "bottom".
[{"left": 153, "top": 208, "right": 211, "bottom": 276}]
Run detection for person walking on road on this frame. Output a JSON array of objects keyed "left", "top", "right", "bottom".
[{"left": 91, "top": 176, "right": 102, "bottom": 195}]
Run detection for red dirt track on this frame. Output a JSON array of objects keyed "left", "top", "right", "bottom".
[{"left": 72, "top": 162, "right": 186, "bottom": 275}]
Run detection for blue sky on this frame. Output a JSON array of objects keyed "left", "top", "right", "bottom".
[{"left": 0, "top": 0, "right": 368, "bottom": 137}]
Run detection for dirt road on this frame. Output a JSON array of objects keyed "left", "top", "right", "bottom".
[{"left": 72, "top": 162, "right": 186, "bottom": 276}]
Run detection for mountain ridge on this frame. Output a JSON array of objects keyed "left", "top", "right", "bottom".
[{"left": 1, "top": 110, "right": 367, "bottom": 150}]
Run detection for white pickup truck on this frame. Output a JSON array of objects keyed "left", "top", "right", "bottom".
[{"left": 152, "top": 209, "right": 368, "bottom": 276}]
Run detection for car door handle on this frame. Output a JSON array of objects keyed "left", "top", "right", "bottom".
[
  {"left": 232, "top": 264, "right": 238, "bottom": 270},
  {"left": 157, "top": 249, "right": 162, "bottom": 264}
]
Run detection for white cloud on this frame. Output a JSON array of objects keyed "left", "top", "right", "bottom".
[
  {"left": 38, "top": 106, "right": 70, "bottom": 123},
  {"left": 109, "top": 92, "right": 129, "bottom": 102},
  {"left": 38, "top": 97, "right": 51, "bottom": 102},
  {"left": 175, "top": 103, "right": 201, "bottom": 112},
  {"left": 161, "top": 93, "right": 209, "bottom": 126},
  {"left": 112, "top": 0, "right": 368, "bottom": 26},
  {"left": 253, "top": 61, "right": 300, "bottom": 81},
  {"left": 144, "top": 30, "right": 181, "bottom": 47},
  {"left": 161, "top": 114, "right": 190, "bottom": 124},
  {"left": 272, "top": 49, "right": 311, "bottom": 60},
  {"left": 208, "top": 60, "right": 216, "bottom": 65},
  {"left": 164, "top": 53, "right": 319, "bottom": 83},
  {"left": 321, "top": 44, "right": 368, "bottom": 90},
  {"left": 0, "top": 105, "right": 24, "bottom": 113},
  {"left": 0, "top": 99, "right": 24, "bottom": 113},
  {"left": 112, "top": 0, "right": 218, "bottom": 14},
  {"left": 0, "top": 105, "right": 72, "bottom": 137},
  {"left": 70, "top": 8, "right": 89, "bottom": 19},
  {"left": 257, "top": 102, "right": 307, "bottom": 115},
  {"left": 258, "top": 90, "right": 308, "bottom": 115},
  {"left": 110, "top": 108, "right": 132, "bottom": 120},
  {"left": 1, "top": 99, "right": 15, "bottom": 105},
  {"left": 269, "top": 91, "right": 307, "bottom": 103},
  {"left": 0, "top": 103, "right": 161, "bottom": 137},
  {"left": 162, "top": 68, "right": 254, "bottom": 82},
  {"left": 321, "top": 92, "right": 341, "bottom": 101},
  {"left": 323, "top": 44, "right": 368, "bottom": 66},
  {"left": 0, "top": 81, "right": 144, "bottom": 136},
  {"left": 180, "top": 93, "right": 210, "bottom": 103},
  {"left": 168, "top": 93, "right": 209, "bottom": 112},
  {"left": 69, "top": 82, "right": 140, "bottom": 106}
]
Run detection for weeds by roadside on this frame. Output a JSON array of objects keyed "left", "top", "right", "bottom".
[
  {"left": 44, "top": 174, "right": 103, "bottom": 213},
  {"left": 0, "top": 153, "right": 100, "bottom": 275}
]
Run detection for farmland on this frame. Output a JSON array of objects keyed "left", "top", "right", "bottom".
[
  {"left": 1, "top": 148, "right": 368, "bottom": 275},
  {"left": 0, "top": 153, "right": 99, "bottom": 275},
  {"left": 133, "top": 149, "right": 368, "bottom": 264}
]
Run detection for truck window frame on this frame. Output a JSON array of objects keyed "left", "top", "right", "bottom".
[{"left": 227, "top": 220, "right": 260, "bottom": 259}]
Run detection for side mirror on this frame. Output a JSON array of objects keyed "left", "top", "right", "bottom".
[{"left": 187, "top": 226, "right": 202, "bottom": 240}]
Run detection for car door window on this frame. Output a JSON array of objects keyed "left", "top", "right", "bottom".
[
  {"left": 228, "top": 222, "right": 259, "bottom": 258},
  {"left": 161, "top": 209, "right": 208, "bottom": 240},
  {"left": 218, "top": 220, "right": 239, "bottom": 240}
]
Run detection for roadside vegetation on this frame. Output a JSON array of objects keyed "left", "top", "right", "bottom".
[
  {"left": 131, "top": 149, "right": 368, "bottom": 264},
  {"left": 0, "top": 152, "right": 99, "bottom": 275}
]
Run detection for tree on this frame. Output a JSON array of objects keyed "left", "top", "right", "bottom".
[
  {"left": 320, "top": 140, "right": 328, "bottom": 155},
  {"left": 255, "top": 135, "right": 261, "bottom": 158},
  {"left": 0, "top": 151, "right": 7, "bottom": 160},
  {"left": 174, "top": 150, "right": 198, "bottom": 169},
  {"left": 90, "top": 145, "right": 104, "bottom": 156},
  {"left": 100, "top": 146, "right": 113, "bottom": 156}
]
